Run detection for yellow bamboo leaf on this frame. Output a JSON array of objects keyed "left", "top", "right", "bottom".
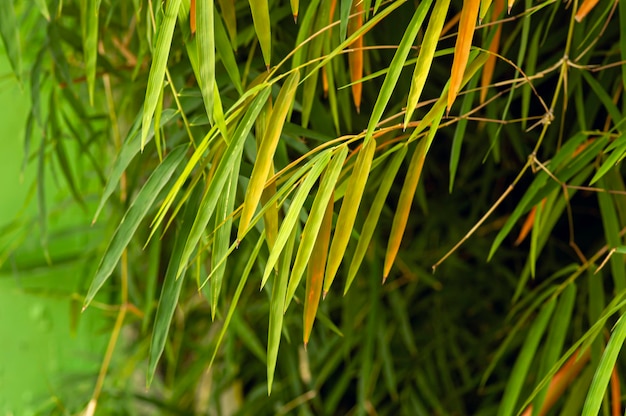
[
  {"left": 575, "top": 0, "right": 600, "bottom": 22},
  {"left": 257, "top": 98, "right": 279, "bottom": 250},
  {"left": 384, "top": 108, "right": 444, "bottom": 279},
  {"left": 249, "top": 0, "right": 271, "bottom": 68},
  {"left": 323, "top": 138, "right": 376, "bottom": 296},
  {"left": 238, "top": 71, "right": 300, "bottom": 240},
  {"left": 348, "top": 1, "right": 364, "bottom": 112},
  {"left": 303, "top": 194, "right": 334, "bottom": 346},
  {"left": 404, "top": 0, "right": 451, "bottom": 127},
  {"left": 448, "top": 0, "right": 480, "bottom": 113},
  {"left": 480, "top": 0, "right": 503, "bottom": 103}
]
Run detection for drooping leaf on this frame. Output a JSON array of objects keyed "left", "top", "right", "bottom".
[
  {"left": 141, "top": 0, "right": 182, "bottom": 149},
  {"left": 0, "top": 0, "right": 22, "bottom": 83},
  {"left": 197, "top": 0, "right": 216, "bottom": 124},
  {"left": 448, "top": 0, "right": 480, "bottom": 112},
  {"left": 249, "top": 0, "right": 272, "bottom": 68},
  {"left": 84, "top": 145, "right": 188, "bottom": 309}
]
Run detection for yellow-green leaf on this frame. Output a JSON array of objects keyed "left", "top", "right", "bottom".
[
  {"left": 249, "top": 0, "right": 271, "bottom": 68},
  {"left": 238, "top": 70, "right": 300, "bottom": 240},
  {"left": 197, "top": 0, "right": 216, "bottom": 124}
]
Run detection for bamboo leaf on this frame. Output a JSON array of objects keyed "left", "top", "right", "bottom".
[
  {"left": 177, "top": 87, "right": 271, "bottom": 278},
  {"left": 238, "top": 71, "right": 300, "bottom": 239},
  {"left": 384, "top": 107, "right": 443, "bottom": 279},
  {"left": 347, "top": 1, "right": 364, "bottom": 111},
  {"left": 208, "top": 233, "right": 266, "bottom": 370},
  {"left": 93, "top": 109, "right": 179, "bottom": 223},
  {"left": 217, "top": 0, "right": 237, "bottom": 48},
  {"left": 303, "top": 191, "right": 334, "bottom": 345},
  {"left": 261, "top": 150, "right": 333, "bottom": 288},
  {"left": 0, "top": 0, "right": 22, "bottom": 83},
  {"left": 141, "top": 0, "right": 182, "bottom": 149},
  {"left": 346, "top": 143, "right": 407, "bottom": 292},
  {"left": 582, "top": 313, "right": 626, "bottom": 415},
  {"left": 84, "top": 145, "right": 188, "bottom": 309},
  {"left": 267, "top": 228, "right": 297, "bottom": 395},
  {"left": 249, "top": 0, "right": 272, "bottom": 68},
  {"left": 448, "top": 0, "right": 480, "bottom": 112},
  {"left": 404, "top": 0, "right": 449, "bottom": 127},
  {"left": 147, "top": 183, "right": 204, "bottom": 386},
  {"left": 215, "top": 11, "right": 242, "bottom": 94},
  {"left": 498, "top": 297, "right": 556, "bottom": 416},
  {"left": 324, "top": 138, "right": 376, "bottom": 295},
  {"left": 339, "top": 0, "right": 352, "bottom": 42},
  {"left": 80, "top": 0, "right": 100, "bottom": 105},
  {"left": 364, "top": 1, "right": 431, "bottom": 143},
  {"left": 197, "top": 0, "right": 216, "bottom": 124},
  {"left": 210, "top": 152, "right": 241, "bottom": 318},
  {"left": 285, "top": 145, "right": 349, "bottom": 310}
]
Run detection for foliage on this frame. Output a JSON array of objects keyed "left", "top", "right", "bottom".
[{"left": 1, "top": 0, "right": 626, "bottom": 414}]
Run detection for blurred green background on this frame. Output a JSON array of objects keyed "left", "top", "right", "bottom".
[{"left": 0, "top": 48, "right": 107, "bottom": 415}]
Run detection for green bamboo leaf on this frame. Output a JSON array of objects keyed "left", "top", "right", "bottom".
[
  {"left": 531, "top": 282, "right": 576, "bottom": 416},
  {"left": 324, "top": 138, "right": 376, "bottom": 295},
  {"left": 590, "top": 136, "right": 626, "bottom": 185},
  {"left": 597, "top": 176, "right": 626, "bottom": 292},
  {"left": 217, "top": 0, "right": 237, "bottom": 48},
  {"left": 346, "top": 143, "right": 406, "bottom": 293},
  {"left": 339, "top": 0, "right": 352, "bottom": 42},
  {"left": 528, "top": 199, "right": 544, "bottom": 278},
  {"left": 80, "top": 0, "right": 100, "bottom": 105},
  {"left": 364, "top": 1, "right": 431, "bottom": 145},
  {"left": 449, "top": 75, "right": 479, "bottom": 192},
  {"left": 267, "top": 227, "right": 297, "bottom": 395},
  {"left": 582, "top": 313, "right": 626, "bottom": 415},
  {"left": 238, "top": 71, "right": 300, "bottom": 239},
  {"left": 209, "top": 152, "right": 241, "bottom": 318},
  {"left": 248, "top": 0, "right": 271, "bottom": 68},
  {"left": 215, "top": 11, "right": 242, "bottom": 94},
  {"left": 285, "top": 145, "right": 349, "bottom": 309},
  {"left": 197, "top": 0, "right": 216, "bottom": 124},
  {"left": 290, "top": 0, "right": 299, "bottom": 21},
  {"left": 147, "top": 182, "right": 204, "bottom": 386},
  {"left": 93, "top": 109, "right": 179, "bottom": 223},
  {"left": 208, "top": 233, "right": 266, "bottom": 369},
  {"left": 35, "top": 0, "right": 50, "bottom": 20},
  {"left": 141, "top": 0, "right": 182, "bottom": 149},
  {"left": 0, "top": 0, "right": 22, "bottom": 83},
  {"left": 177, "top": 87, "right": 271, "bottom": 278},
  {"left": 261, "top": 150, "right": 333, "bottom": 288},
  {"left": 84, "top": 145, "right": 188, "bottom": 309},
  {"left": 488, "top": 132, "right": 589, "bottom": 260},
  {"left": 497, "top": 297, "right": 556, "bottom": 416},
  {"left": 403, "top": 0, "right": 450, "bottom": 127},
  {"left": 580, "top": 70, "right": 623, "bottom": 125}
]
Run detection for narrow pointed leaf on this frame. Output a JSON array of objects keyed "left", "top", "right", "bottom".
[
  {"left": 177, "top": 87, "right": 271, "bottom": 278},
  {"left": 261, "top": 150, "right": 333, "bottom": 287},
  {"left": 84, "top": 145, "right": 188, "bottom": 309},
  {"left": 498, "top": 297, "right": 556, "bottom": 416},
  {"left": 324, "top": 138, "right": 376, "bottom": 295},
  {"left": 286, "top": 145, "right": 349, "bottom": 309},
  {"left": 479, "top": 0, "right": 503, "bottom": 104},
  {"left": 147, "top": 183, "right": 204, "bottom": 386},
  {"left": 81, "top": 0, "right": 100, "bottom": 105},
  {"left": 339, "top": 0, "right": 352, "bottom": 41},
  {"left": 448, "top": 0, "right": 480, "bottom": 112},
  {"left": 364, "top": 2, "right": 430, "bottom": 144},
  {"left": 0, "top": 0, "right": 22, "bottom": 83},
  {"left": 582, "top": 313, "right": 626, "bottom": 415},
  {"left": 93, "top": 109, "right": 178, "bottom": 223},
  {"left": 347, "top": 143, "right": 406, "bottom": 292},
  {"left": 238, "top": 71, "right": 300, "bottom": 239},
  {"left": 384, "top": 108, "right": 443, "bottom": 279},
  {"left": 347, "top": 1, "right": 363, "bottom": 111},
  {"left": 217, "top": 0, "right": 237, "bottom": 48},
  {"left": 404, "top": 0, "right": 449, "bottom": 127},
  {"left": 141, "top": 0, "right": 182, "bottom": 149},
  {"left": 197, "top": 0, "right": 216, "bottom": 124},
  {"left": 268, "top": 229, "right": 297, "bottom": 394},
  {"left": 249, "top": 0, "right": 272, "bottom": 68},
  {"left": 303, "top": 193, "right": 334, "bottom": 345}
]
